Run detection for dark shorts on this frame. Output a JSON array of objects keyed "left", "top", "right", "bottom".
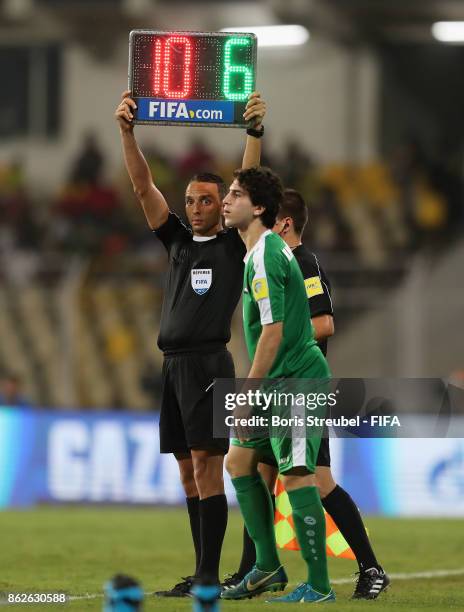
[
  {"left": 316, "top": 437, "right": 331, "bottom": 467},
  {"left": 159, "top": 348, "right": 234, "bottom": 455}
]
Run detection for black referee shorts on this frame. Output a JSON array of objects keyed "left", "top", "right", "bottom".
[
  {"left": 316, "top": 437, "right": 331, "bottom": 467},
  {"left": 159, "top": 348, "right": 234, "bottom": 455}
]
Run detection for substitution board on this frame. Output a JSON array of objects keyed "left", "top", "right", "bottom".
[{"left": 128, "top": 30, "right": 257, "bottom": 128}]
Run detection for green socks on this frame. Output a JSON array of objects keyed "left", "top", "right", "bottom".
[
  {"left": 231, "top": 477, "right": 331, "bottom": 593},
  {"left": 287, "top": 485, "right": 331, "bottom": 595},
  {"left": 232, "top": 474, "right": 281, "bottom": 572}
]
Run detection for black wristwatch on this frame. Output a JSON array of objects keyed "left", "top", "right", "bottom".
[{"left": 246, "top": 125, "right": 264, "bottom": 138}]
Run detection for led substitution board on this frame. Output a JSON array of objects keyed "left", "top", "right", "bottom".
[{"left": 128, "top": 30, "right": 257, "bottom": 128}]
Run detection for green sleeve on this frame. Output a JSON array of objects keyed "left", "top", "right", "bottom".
[{"left": 250, "top": 242, "right": 287, "bottom": 324}]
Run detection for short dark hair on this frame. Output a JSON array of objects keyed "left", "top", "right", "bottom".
[
  {"left": 233, "top": 166, "right": 283, "bottom": 228},
  {"left": 277, "top": 188, "right": 309, "bottom": 235},
  {"left": 188, "top": 172, "right": 226, "bottom": 200}
]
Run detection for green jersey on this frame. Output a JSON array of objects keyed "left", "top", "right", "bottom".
[{"left": 243, "top": 230, "right": 320, "bottom": 378}]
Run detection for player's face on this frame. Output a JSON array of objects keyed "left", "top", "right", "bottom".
[
  {"left": 185, "top": 182, "right": 223, "bottom": 236},
  {"left": 223, "top": 179, "right": 256, "bottom": 230}
]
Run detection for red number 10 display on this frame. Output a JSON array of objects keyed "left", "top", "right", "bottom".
[{"left": 153, "top": 35, "right": 193, "bottom": 98}]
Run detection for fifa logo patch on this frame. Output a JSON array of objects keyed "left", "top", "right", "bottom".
[{"left": 191, "top": 269, "right": 212, "bottom": 295}]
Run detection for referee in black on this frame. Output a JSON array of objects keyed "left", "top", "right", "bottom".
[{"left": 115, "top": 90, "right": 266, "bottom": 594}]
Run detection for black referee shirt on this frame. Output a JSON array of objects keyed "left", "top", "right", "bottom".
[
  {"left": 292, "top": 245, "right": 334, "bottom": 357},
  {"left": 154, "top": 212, "right": 246, "bottom": 353}
]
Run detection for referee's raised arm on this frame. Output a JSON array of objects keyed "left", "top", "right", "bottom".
[
  {"left": 115, "top": 90, "right": 169, "bottom": 230},
  {"left": 241, "top": 91, "right": 266, "bottom": 169}
]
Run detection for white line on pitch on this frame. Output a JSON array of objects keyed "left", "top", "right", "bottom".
[
  {"left": 65, "top": 568, "right": 464, "bottom": 601},
  {"left": 332, "top": 567, "right": 464, "bottom": 585}
]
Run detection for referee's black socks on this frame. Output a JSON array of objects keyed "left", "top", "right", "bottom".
[
  {"left": 197, "top": 494, "right": 228, "bottom": 584},
  {"left": 322, "top": 485, "right": 380, "bottom": 571},
  {"left": 186, "top": 496, "right": 201, "bottom": 575}
]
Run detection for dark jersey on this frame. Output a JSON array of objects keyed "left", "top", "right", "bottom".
[
  {"left": 154, "top": 213, "right": 246, "bottom": 353},
  {"left": 292, "top": 245, "right": 333, "bottom": 357}
]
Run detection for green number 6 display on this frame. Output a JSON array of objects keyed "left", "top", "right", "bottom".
[{"left": 223, "top": 37, "right": 254, "bottom": 101}]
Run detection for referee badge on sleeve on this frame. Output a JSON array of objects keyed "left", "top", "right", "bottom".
[
  {"left": 191, "top": 268, "right": 212, "bottom": 295},
  {"left": 305, "top": 276, "right": 324, "bottom": 298}
]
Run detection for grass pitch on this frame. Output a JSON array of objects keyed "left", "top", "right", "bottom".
[{"left": 0, "top": 508, "right": 463, "bottom": 610}]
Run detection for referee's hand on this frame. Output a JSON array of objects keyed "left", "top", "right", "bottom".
[
  {"left": 115, "top": 90, "right": 137, "bottom": 133},
  {"left": 243, "top": 91, "right": 266, "bottom": 128}
]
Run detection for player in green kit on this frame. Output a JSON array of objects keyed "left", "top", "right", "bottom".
[{"left": 221, "top": 167, "right": 335, "bottom": 604}]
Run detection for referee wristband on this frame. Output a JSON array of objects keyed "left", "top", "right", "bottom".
[{"left": 246, "top": 125, "right": 264, "bottom": 138}]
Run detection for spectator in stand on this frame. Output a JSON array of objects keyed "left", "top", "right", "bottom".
[
  {"left": 0, "top": 160, "right": 39, "bottom": 251},
  {"left": 279, "top": 139, "right": 313, "bottom": 191},
  {"left": 429, "top": 136, "right": 464, "bottom": 238},
  {"left": 177, "top": 137, "right": 217, "bottom": 179},
  {"left": 70, "top": 132, "right": 104, "bottom": 186},
  {"left": 389, "top": 137, "right": 434, "bottom": 247},
  {"left": 54, "top": 133, "right": 123, "bottom": 254},
  {"left": 0, "top": 371, "right": 31, "bottom": 408},
  {"left": 309, "top": 185, "right": 355, "bottom": 257}
]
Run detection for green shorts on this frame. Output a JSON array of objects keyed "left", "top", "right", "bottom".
[{"left": 231, "top": 351, "right": 331, "bottom": 474}]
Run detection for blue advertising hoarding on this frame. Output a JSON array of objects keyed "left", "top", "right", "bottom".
[
  {"left": 0, "top": 408, "right": 186, "bottom": 507},
  {"left": 0, "top": 408, "right": 463, "bottom": 515}
]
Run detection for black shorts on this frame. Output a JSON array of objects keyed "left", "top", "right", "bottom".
[
  {"left": 316, "top": 437, "right": 331, "bottom": 467},
  {"left": 259, "top": 437, "right": 331, "bottom": 468},
  {"left": 159, "top": 348, "right": 234, "bottom": 455}
]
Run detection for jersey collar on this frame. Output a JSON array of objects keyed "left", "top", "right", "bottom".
[
  {"left": 193, "top": 234, "right": 217, "bottom": 242},
  {"left": 243, "top": 229, "right": 272, "bottom": 263}
]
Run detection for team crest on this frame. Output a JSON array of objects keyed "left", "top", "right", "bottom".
[{"left": 191, "top": 269, "right": 212, "bottom": 295}]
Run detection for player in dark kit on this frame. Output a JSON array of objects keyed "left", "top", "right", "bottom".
[
  {"left": 225, "top": 188, "right": 390, "bottom": 600},
  {"left": 115, "top": 89, "right": 266, "bottom": 595}
]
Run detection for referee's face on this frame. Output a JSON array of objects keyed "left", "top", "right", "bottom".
[
  {"left": 185, "top": 182, "right": 223, "bottom": 236},
  {"left": 223, "top": 179, "right": 255, "bottom": 230}
]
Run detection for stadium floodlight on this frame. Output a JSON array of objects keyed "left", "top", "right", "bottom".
[
  {"left": 432, "top": 22, "right": 464, "bottom": 42},
  {"left": 220, "top": 25, "right": 310, "bottom": 48}
]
